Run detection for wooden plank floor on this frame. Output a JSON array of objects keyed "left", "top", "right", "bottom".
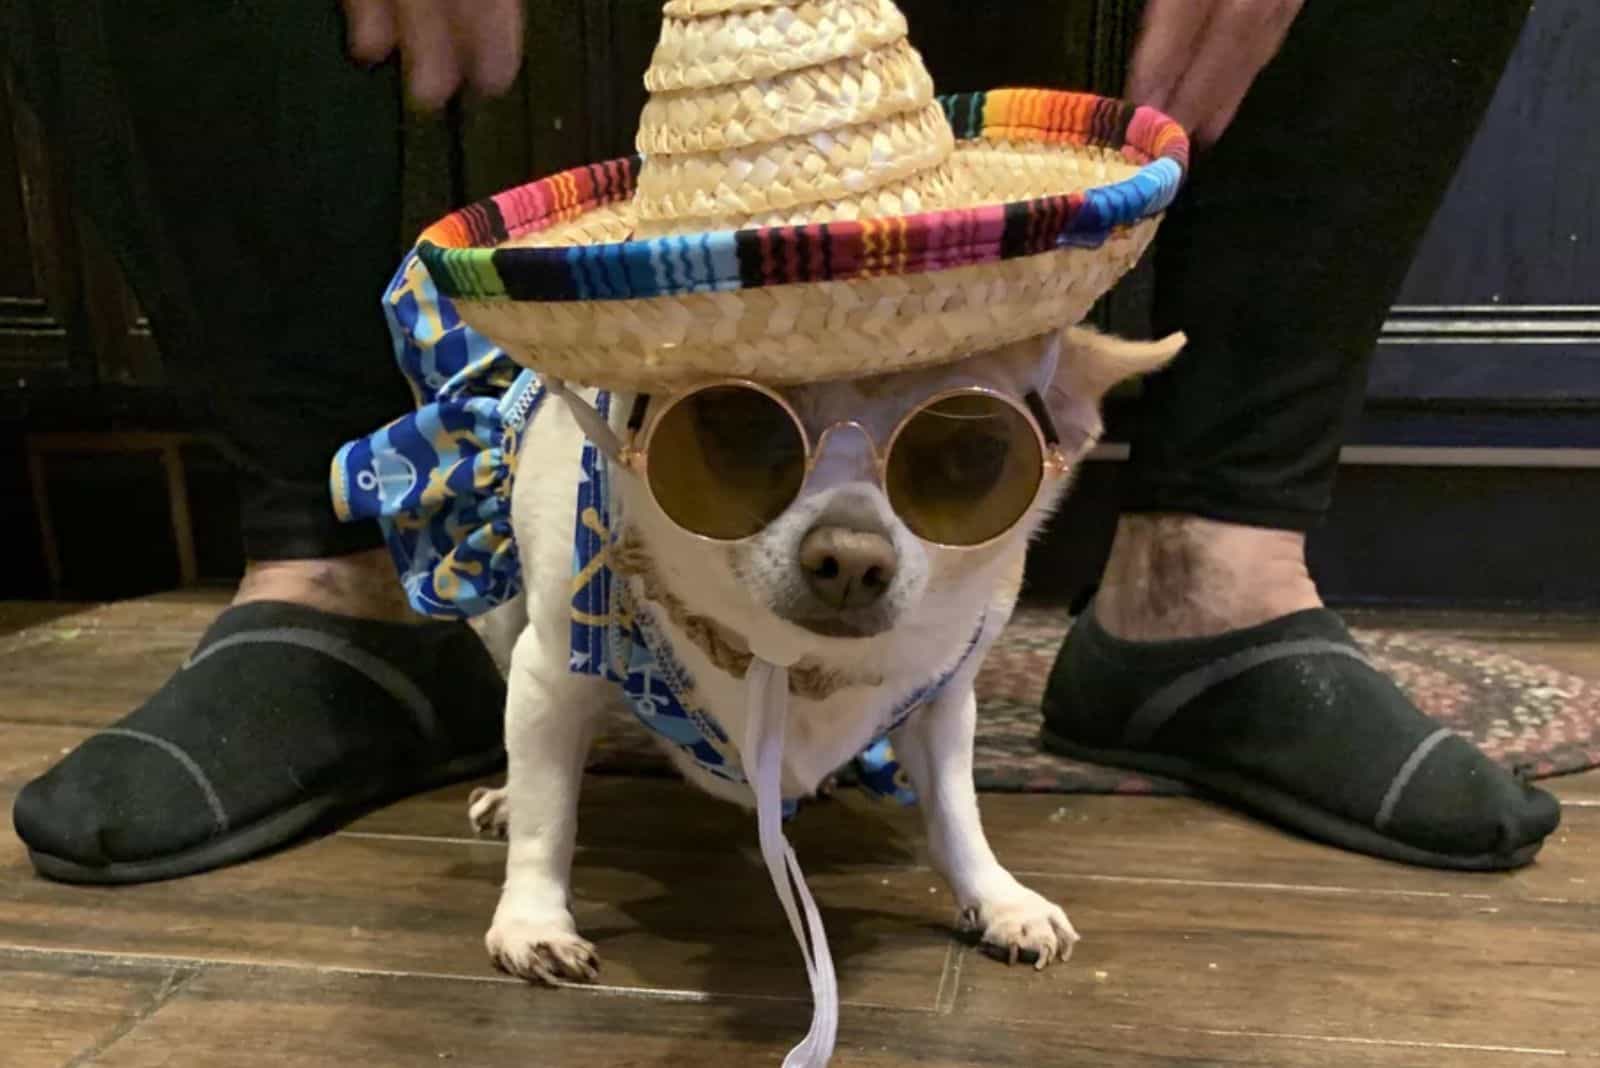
[{"left": 3, "top": 591, "right": 1599, "bottom": 1066}]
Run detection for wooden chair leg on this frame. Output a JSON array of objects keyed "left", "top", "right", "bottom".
[
  {"left": 26, "top": 432, "right": 203, "bottom": 594},
  {"left": 25, "top": 443, "right": 64, "bottom": 598},
  {"left": 160, "top": 442, "right": 199, "bottom": 588}
]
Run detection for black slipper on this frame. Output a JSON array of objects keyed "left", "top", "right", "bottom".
[
  {"left": 1041, "top": 603, "right": 1561, "bottom": 871},
  {"left": 12, "top": 601, "right": 506, "bottom": 885}
]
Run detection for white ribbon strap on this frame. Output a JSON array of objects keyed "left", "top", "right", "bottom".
[
  {"left": 550, "top": 365, "right": 836, "bottom": 1062},
  {"left": 545, "top": 375, "right": 628, "bottom": 463},
  {"left": 744, "top": 658, "right": 839, "bottom": 1068}
]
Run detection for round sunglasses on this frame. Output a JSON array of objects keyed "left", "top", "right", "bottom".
[{"left": 600, "top": 380, "right": 1072, "bottom": 549}]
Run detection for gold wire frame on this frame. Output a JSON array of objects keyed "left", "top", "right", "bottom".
[{"left": 614, "top": 379, "right": 1071, "bottom": 549}]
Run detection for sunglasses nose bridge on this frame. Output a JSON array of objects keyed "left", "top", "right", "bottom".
[{"left": 810, "top": 421, "right": 885, "bottom": 482}]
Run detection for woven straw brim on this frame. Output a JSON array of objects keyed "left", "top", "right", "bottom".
[{"left": 417, "top": 90, "right": 1188, "bottom": 391}]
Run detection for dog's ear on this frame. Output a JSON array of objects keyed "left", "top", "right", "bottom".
[
  {"left": 1047, "top": 325, "right": 1186, "bottom": 401},
  {"left": 1035, "top": 326, "right": 1186, "bottom": 454}
]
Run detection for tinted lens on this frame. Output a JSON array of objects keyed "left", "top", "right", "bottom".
[
  {"left": 885, "top": 393, "right": 1043, "bottom": 546},
  {"left": 645, "top": 386, "right": 807, "bottom": 540}
]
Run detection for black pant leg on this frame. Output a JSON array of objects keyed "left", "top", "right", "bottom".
[
  {"left": 1124, "top": 0, "right": 1533, "bottom": 530},
  {"left": 5, "top": 1, "right": 415, "bottom": 559}
]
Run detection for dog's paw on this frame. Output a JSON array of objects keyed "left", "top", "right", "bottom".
[
  {"left": 960, "top": 887, "right": 1079, "bottom": 970},
  {"left": 486, "top": 912, "right": 600, "bottom": 985},
  {"left": 468, "top": 786, "right": 509, "bottom": 839}
]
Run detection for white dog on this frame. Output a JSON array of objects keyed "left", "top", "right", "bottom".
[{"left": 468, "top": 326, "right": 1182, "bottom": 984}]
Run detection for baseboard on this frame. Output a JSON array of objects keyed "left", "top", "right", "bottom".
[{"left": 1025, "top": 461, "right": 1600, "bottom": 611}]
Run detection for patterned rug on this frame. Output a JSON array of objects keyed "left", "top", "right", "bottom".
[{"left": 589, "top": 607, "right": 1600, "bottom": 795}]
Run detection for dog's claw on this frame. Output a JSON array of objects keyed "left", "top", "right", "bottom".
[
  {"left": 486, "top": 915, "right": 599, "bottom": 986},
  {"left": 965, "top": 887, "right": 1079, "bottom": 972},
  {"left": 468, "top": 786, "right": 510, "bottom": 839}
]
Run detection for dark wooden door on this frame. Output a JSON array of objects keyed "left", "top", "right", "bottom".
[
  {"left": 0, "top": 75, "right": 165, "bottom": 400},
  {"left": 0, "top": 72, "right": 84, "bottom": 395}
]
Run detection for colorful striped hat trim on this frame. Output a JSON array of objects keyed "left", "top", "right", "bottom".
[{"left": 417, "top": 90, "right": 1187, "bottom": 305}]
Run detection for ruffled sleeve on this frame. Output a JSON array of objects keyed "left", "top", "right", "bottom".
[{"left": 330, "top": 250, "right": 541, "bottom": 619}]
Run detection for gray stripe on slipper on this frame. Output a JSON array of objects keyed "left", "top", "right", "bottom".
[
  {"left": 186, "top": 627, "right": 439, "bottom": 737},
  {"left": 1375, "top": 727, "right": 1456, "bottom": 832},
  {"left": 99, "top": 727, "right": 230, "bottom": 832},
  {"left": 1125, "top": 638, "right": 1369, "bottom": 746}
]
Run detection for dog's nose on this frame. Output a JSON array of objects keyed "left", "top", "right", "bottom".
[{"left": 799, "top": 526, "right": 898, "bottom": 609}]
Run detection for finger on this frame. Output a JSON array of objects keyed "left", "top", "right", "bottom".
[
  {"left": 1164, "top": 1, "right": 1300, "bottom": 145},
  {"left": 1124, "top": 0, "right": 1215, "bottom": 111},
  {"left": 397, "top": 0, "right": 464, "bottom": 109},
  {"left": 456, "top": 0, "right": 526, "bottom": 98},
  {"left": 1193, "top": 0, "right": 1302, "bottom": 143},
  {"left": 341, "top": 0, "right": 399, "bottom": 64}
]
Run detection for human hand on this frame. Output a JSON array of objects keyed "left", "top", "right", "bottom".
[
  {"left": 341, "top": 0, "right": 525, "bottom": 109},
  {"left": 1125, "top": 0, "right": 1303, "bottom": 147}
]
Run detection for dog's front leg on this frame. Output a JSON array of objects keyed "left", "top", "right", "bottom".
[
  {"left": 892, "top": 681, "right": 1079, "bottom": 968},
  {"left": 484, "top": 628, "right": 605, "bottom": 985}
]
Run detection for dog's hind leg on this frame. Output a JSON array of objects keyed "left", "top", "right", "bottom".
[
  {"left": 892, "top": 678, "right": 1080, "bottom": 970},
  {"left": 470, "top": 594, "right": 527, "bottom": 677},
  {"left": 483, "top": 624, "right": 612, "bottom": 985}
]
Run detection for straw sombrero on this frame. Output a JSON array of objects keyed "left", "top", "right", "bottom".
[{"left": 413, "top": 0, "right": 1188, "bottom": 391}]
